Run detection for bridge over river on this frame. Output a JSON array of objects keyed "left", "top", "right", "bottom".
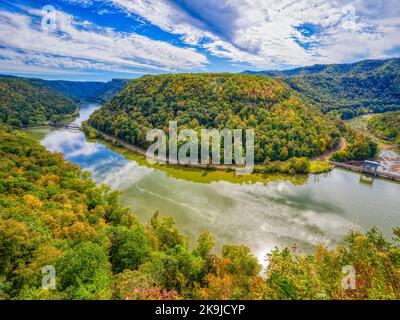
[{"left": 20, "top": 123, "right": 81, "bottom": 130}]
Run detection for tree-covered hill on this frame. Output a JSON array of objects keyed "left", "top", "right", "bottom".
[
  {"left": 88, "top": 73, "right": 342, "bottom": 163},
  {"left": 0, "top": 78, "right": 78, "bottom": 126},
  {"left": 0, "top": 126, "right": 398, "bottom": 300},
  {"left": 244, "top": 58, "right": 400, "bottom": 119},
  {"left": 0, "top": 74, "right": 128, "bottom": 103},
  {"left": 94, "top": 79, "right": 129, "bottom": 103},
  {"left": 368, "top": 111, "right": 400, "bottom": 146}
]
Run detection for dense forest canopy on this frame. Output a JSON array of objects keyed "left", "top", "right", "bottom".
[
  {"left": 0, "top": 78, "right": 78, "bottom": 126},
  {"left": 0, "top": 127, "right": 398, "bottom": 300},
  {"left": 88, "top": 73, "right": 342, "bottom": 163},
  {"left": 368, "top": 111, "right": 400, "bottom": 146},
  {"left": 245, "top": 58, "right": 400, "bottom": 119}
]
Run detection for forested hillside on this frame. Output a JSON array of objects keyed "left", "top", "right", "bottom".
[
  {"left": 0, "top": 78, "right": 77, "bottom": 126},
  {"left": 245, "top": 58, "right": 400, "bottom": 119},
  {"left": 0, "top": 126, "right": 398, "bottom": 300},
  {"left": 88, "top": 74, "right": 342, "bottom": 163},
  {"left": 30, "top": 78, "right": 128, "bottom": 103},
  {"left": 0, "top": 75, "right": 128, "bottom": 103},
  {"left": 95, "top": 79, "right": 129, "bottom": 102},
  {"left": 368, "top": 111, "right": 400, "bottom": 146}
]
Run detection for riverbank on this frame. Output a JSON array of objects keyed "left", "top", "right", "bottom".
[
  {"left": 345, "top": 115, "right": 400, "bottom": 175},
  {"left": 81, "top": 126, "right": 309, "bottom": 186},
  {"left": 81, "top": 122, "right": 400, "bottom": 186},
  {"left": 82, "top": 123, "right": 334, "bottom": 175},
  {"left": 331, "top": 161, "right": 400, "bottom": 182},
  {"left": 17, "top": 108, "right": 80, "bottom": 129}
]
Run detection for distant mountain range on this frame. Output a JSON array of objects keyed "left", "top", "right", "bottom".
[
  {"left": 0, "top": 74, "right": 128, "bottom": 103},
  {"left": 243, "top": 58, "right": 400, "bottom": 119}
]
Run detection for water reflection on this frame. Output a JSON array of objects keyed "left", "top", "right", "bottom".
[{"left": 31, "top": 104, "right": 400, "bottom": 265}]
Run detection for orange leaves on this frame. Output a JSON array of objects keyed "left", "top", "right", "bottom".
[
  {"left": 199, "top": 246, "right": 264, "bottom": 300},
  {"left": 23, "top": 194, "right": 43, "bottom": 208},
  {"left": 202, "top": 272, "right": 235, "bottom": 300},
  {"left": 88, "top": 73, "right": 341, "bottom": 164}
]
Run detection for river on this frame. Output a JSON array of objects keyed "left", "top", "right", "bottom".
[{"left": 27, "top": 103, "right": 400, "bottom": 265}]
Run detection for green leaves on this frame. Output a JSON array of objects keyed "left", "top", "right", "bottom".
[
  {"left": 368, "top": 111, "right": 400, "bottom": 145},
  {"left": 107, "top": 226, "right": 150, "bottom": 273},
  {"left": 0, "top": 78, "right": 77, "bottom": 126},
  {"left": 88, "top": 73, "right": 340, "bottom": 163},
  {"left": 56, "top": 242, "right": 112, "bottom": 300}
]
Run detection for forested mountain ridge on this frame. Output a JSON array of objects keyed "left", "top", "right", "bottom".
[
  {"left": 0, "top": 74, "right": 128, "bottom": 103},
  {"left": 94, "top": 79, "right": 129, "bottom": 102},
  {"left": 88, "top": 73, "right": 342, "bottom": 163},
  {"left": 244, "top": 58, "right": 400, "bottom": 119},
  {"left": 30, "top": 78, "right": 128, "bottom": 103},
  {"left": 244, "top": 58, "right": 399, "bottom": 77},
  {"left": 0, "top": 78, "right": 78, "bottom": 126}
]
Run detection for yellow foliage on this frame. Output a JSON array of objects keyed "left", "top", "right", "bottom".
[
  {"left": 0, "top": 219, "right": 30, "bottom": 244},
  {"left": 15, "top": 244, "right": 64, "bottom": 284},
  {"left": 39, "top": 174, "right": 60, "bottom": 186},
  {"left": 23, "top": 194, "right": 43, "bottom": 208},
  {"left": 53, "top": 210, "right": 77, "bottom": 227},
  {"left": 66, "top": 221, "right": 97, "bottom": 241}
]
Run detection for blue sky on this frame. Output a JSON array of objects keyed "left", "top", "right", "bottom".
[{"left": 0, "top": 0, "right": 399, "bottom": 81}]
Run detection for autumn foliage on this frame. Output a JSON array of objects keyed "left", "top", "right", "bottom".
[{"left": 0, "top": 129, "right": 398, "bottom": 300}]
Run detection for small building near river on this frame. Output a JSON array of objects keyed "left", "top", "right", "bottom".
[{"left": 362, "top": 160, "right": 380, "bottom": 176}]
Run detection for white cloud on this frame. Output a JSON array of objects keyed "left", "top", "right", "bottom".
[
  {"left": 101, "top": 0, "right": 400, "bottom": 68},
  {"left": 2, "top": 0, "right": 399, "bottom": 74},
  {"left": 0, "top": 6, "right": 208, "bottom": 74}
]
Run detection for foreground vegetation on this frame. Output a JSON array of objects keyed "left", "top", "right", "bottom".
[
  {"left": 0, "top": 127, "right": 398, "bottom": 300},
  {"left": 0, "top": 78, "right": 77, "bottom": 126},
  {"left": 368, "top": 111, "right": 400, "bottom": 146}
]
